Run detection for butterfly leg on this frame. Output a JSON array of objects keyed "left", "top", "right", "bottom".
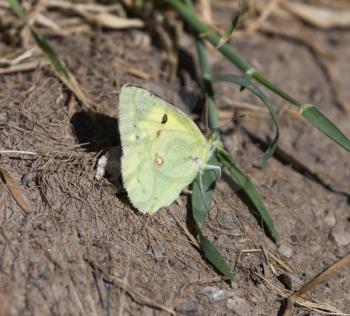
[{"left": 190, "top": 156, "right": 221, "bottom": 178}]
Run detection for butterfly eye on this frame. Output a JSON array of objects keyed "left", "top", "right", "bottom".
[{"left": 161, "top": 114, "right": 168, "bottom": 124}]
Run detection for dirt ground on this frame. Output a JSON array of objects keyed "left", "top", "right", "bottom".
[{"left": 0, "top": 1, "right": 349, "bottom": 316}]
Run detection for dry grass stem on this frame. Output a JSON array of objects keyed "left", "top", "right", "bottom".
[
  {"left": 246, "top": 0, "right": 281, "bottom": 34},
  {"left": 257, "top": 273, "right": 348, "bottom": 315},
  {"left": 284, "top": 253, "right": 350, "bottom": 316},
  {"left": 280, "top": 1, "right": 350, "bottom": 29},
  {"left": 0, "top": 60, "right": 50, "bottom": 74}
]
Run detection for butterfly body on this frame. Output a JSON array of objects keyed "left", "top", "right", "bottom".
[{"left": 118, "top": 85, "right": 213, "bottom": 214}]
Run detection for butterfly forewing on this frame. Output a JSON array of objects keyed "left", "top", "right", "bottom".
[{"left": 119, "top": 85, "right": 211, "bottom": 214}]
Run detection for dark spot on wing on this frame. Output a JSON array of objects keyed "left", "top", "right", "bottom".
[
  {"left": 156, "top": 130, "right": 162, "bottom": 138},
  {"left": 161, "top": 114, "right": 167, "bottom": 124}
]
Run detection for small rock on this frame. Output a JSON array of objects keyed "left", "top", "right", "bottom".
[
  {"left": 278, "top": 244, "right": 293, "bottom": 258},
  {"left": 168, "top": 256, "right": 176, "bottom": 266},
  {"left": 200, "top": 286, "right": 230, "bottom": 302},
  {"left": 277, "top": 273, "right": 301, "bottom": 290},
  {"left": 250, "top": 296, "right": 258, "bottom": 305},
  {"left": 331, "top": 225, "right": 350, "bottom": 247},
  {"left": 323, "top": 213, "right": 336, "bottom": 227},
  {"left": 0, "top": 112, "right": 8, "bottom": 124},
  {"left": 175, "top": 302, "right": 198, "bottom": 314},
  {"left": 278, "top": 273, "right": 292, "bottom": 290},
  {"left": 217, "top": 213, "right": 236, "bottom": 230},
  {"left": 95, "top": 155, "right": 107, "bottom": 180},
  {"left": 210, "top": 289, "right": 227, "bottom": 302},
  {"left": 226, "top": 296, "right": 251, "bottom": 316}
]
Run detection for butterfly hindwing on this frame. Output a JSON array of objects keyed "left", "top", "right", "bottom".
[{"left": 119, "top": 85, "right": 211, "bottom": 214}]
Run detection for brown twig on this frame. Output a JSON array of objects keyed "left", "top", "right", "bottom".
[
  {"left": 245, "top": 0, "right": 282, "bottom": 34},
  {"left": 283, "top": 252, "right": 350, "bottom": 316},
  {"left": 0, "top": 60, "right": 50, "bottom": 74},
  {"left": 257, "top": 273, "right": 348, "bottom": 315}
]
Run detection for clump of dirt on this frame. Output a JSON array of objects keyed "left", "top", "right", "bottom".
[{"left": 0, "top": 3, "right": 350, "bottom": 316}]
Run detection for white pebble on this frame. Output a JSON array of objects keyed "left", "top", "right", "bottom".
[{"left": 278, "top": 244, "right": 293, "bottom": 258}]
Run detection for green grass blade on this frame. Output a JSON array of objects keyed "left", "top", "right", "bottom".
[
  {"left": 167, "top": 0, "right": 251, "bottom": 70},
  {"left": 8, "top": 0, "right": 28, "bottom": 22},
  {"left": 9, "top": 0, "right": 68, "bottom": 78},
  {"left": 190, "top": 16, "right": 234, "bottom": 280},
  {"left": 192, "top": 155, "right": 220, "bottom": 227},
  {"left": 190, "top": 23, "right": 234, "bottom": 279},
  {"left": 185, "top": 0, "right": 218, "bottom": 129},
  {"left": 216, "top": 148, "right": 279, "bottom": 241},
  {"left": 168, "top": 0, "right": 350, "bottom": 154},
  {"left": 198, "top": 230, "right": 235, "bottom": 280},
  {"left": 30, "top": 30, "right": 69, "bottom": 78},
  {"left": 212, "top": 74, "right": 279, "bottom": 162},
  {"left": 196, "top": 39, "right": 218, "bottom": 130},
  {"left": 191, "top": 154, "right": 234, "bottom": 280},
  {"left": 216, "top": 0, "right": 243, "bottom": 48},
  {"left": 301, "top": 104, "right": 350, "bottom": 151}
]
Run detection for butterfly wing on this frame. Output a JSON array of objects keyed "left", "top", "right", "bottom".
[{"left": 119, "top": 85, "right": 211, "bottom": 214}]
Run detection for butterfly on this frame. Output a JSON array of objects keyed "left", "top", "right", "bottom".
[{"left": 118, "top": 85, "right": 219, "bottom": 214}]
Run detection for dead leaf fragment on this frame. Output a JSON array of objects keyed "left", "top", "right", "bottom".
[
  {"left": 0, "top": 169, "right": 30, "bottom": 213},
  {"left": 80, "top": 11, "right": 144, "bottom": 29},
  {"left": 46, "top": 0, "right": 144, "bottom": 29}
]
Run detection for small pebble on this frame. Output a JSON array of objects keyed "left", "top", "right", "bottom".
[
  {"left": 323, "top": 213, "right": 336, "bottom": 227},
  {"left": 168, "top": 257, "right": 176, "bottom": 266},
  {"left": 0, "top": 112, "right": 8, "bottom": 124},
  {"left": 278, "top": 244, "right": 293, "bottom": 258},
  {"left": 277, "top": 273, "right": 300, "bottom": 290},
  {"left": 331, "top": 225, "right": 350, "bottom": 247},
  {"left": 250, "top": 296, "right": 258, "bottom": 304},
  {"left": 218, "top": 213, "right": 236, "bottom": 230},
  {"left": 210, "top": 289, "right": 227, "bottom": 302},
  {"left": 200, "top": 286, "right": 237, "bottom": 303},
  {"left": 95, "top": 155, "right": 107, "bottom": 180}
]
